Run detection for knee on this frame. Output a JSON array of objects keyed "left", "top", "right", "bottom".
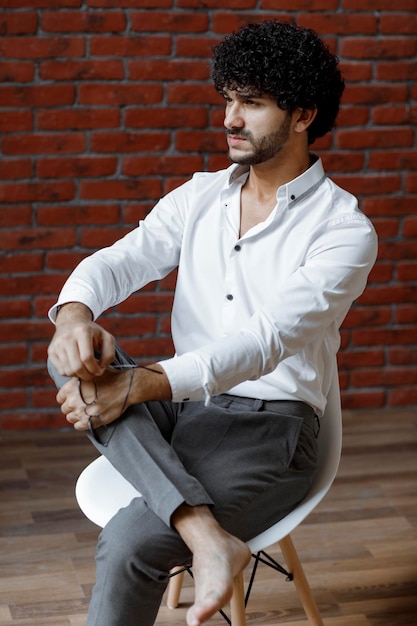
[
  {"left": 96, "top": 502, "right": 189, "bottom": 582},
  {"left": 96, "top": 522, "right": 154, "bottom": 580}
]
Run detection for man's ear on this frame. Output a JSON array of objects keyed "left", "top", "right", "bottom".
[{"left": 293, "top": 107, "right": 317, "bottom": 133}]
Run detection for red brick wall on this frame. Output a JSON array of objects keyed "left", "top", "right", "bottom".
[{"left": 1, "top": 2, "right": 416, "bottom": 429}]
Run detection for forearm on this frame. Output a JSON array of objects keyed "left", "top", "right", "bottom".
[{"left": 128, "top": 364, "right": 173, "bottom": 404}]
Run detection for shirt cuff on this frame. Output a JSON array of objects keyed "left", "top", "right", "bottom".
[
  {"left": 158, "top": 353, "right": 210, "bottom": 403},
  {"left": 158, "top": 331, "right": 266, "bottom": 405},
  {"left": 48, "top": 288, "right": 102, "bottom": 324}
]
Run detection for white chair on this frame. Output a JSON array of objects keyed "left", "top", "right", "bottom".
[{"left": 76, "top": 361, "right": 342, "bottom": 625}]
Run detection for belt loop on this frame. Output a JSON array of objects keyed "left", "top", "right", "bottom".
[{"left": 252, "top": 398, "right": 264, "bottom": 411}]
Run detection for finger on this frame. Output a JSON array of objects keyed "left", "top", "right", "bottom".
[
  {"left": 48, "top": 327, "right": 86, "bottom": 378},
  {"left": 53, "top": 326, "right": 100, "bottom": 380},
  {"left": 48, "top": 341, "right": 74, "bottom": 379},
  {"left": 56, "top": 378, "right": 77, "bottom": 405},
  {"left": 65, "top": 339, "right": 100, "bottom": 380},
  {"left": 73, "top": 414, "right": 92, "bottom": 431},
  {"left": 67, "top": 412, "right": 89, "bottom": 430},
  {"left": 50, "top": 340, "right": 89, "bottom": 380},
  {"left": 47, "top": 346, "right": 63, "bottom": 374},
  {"left": 61, "top": 399, "right": 84, "bottom": 418},
  {"left": 65, "top": 411, "right": 78, "bottom": 425},
  {"left": 56, "top": 388, "right": 65, "bottom": 405},
  {"left": 77, "top": 337, "right": 107, "bottom": 378},
  {"left": 96, "top": 332, "right": 116, "bottom": 369},
  {"left": 80, "top": 325, "right": 114, "bottom": 377}
]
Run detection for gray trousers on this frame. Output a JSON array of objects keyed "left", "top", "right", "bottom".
[{"left": 48, "top": 348, "right": 318, "bottom": 626}]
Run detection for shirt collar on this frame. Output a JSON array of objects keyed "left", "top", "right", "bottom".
[{"left": 228, "top": 154, "right": 326, "bottom": 208}]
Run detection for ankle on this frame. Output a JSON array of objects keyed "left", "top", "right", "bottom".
[{"left": 172, "top": 504, "right": 221, "bottom": 549}]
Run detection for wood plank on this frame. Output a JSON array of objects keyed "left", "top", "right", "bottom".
[{"left": 1, "top": 409, "right": 416, "bottom": 625}]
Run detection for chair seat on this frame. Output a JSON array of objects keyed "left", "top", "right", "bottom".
[{"left": 75, "top": 454, "right": 142, "bottom": 528}]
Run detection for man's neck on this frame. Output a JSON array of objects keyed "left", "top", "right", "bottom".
[
  {"left": 244, "top": 149, "right": 312, "bottom": 203},
  {"left": 238, "top": 148, "right": 312, "bottom": 238}
]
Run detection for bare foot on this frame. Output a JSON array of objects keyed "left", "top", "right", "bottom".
[
  {"left": 186, "top": 532, "right": 250, "bottom": 626},
  {"left": 171, "top": 505, "right": 251, "bottom": 626}
]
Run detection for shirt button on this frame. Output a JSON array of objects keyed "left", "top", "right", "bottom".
[
  {"left": 234, "top": 244, "right": 241, "bottom": 251},
  {"left": 226, "top": 294, "right": 234, "bottom": 301},
  {"left": 290, "top": 194, "right": 296, "bottom": 200}
]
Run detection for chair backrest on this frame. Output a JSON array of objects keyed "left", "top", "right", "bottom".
[
  {"left": 76, "top": 360, "right": 342, "bottom": 542},
  {"left": 247, "top": 360, "right": 342, "bottom": 552}
]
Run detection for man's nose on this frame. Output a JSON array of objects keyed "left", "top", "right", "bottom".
[{"left": 224, "top": 103, "right": 244, "bottom": 129}]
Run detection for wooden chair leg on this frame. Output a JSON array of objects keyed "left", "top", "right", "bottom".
[
  {"left": 230, "top": 570, "right": 246, "bottom": 626},
  {"left": 166, "top": 566, "right": 185, "bottom": 609},
  {"left": 279, "top": 535, "right": 324, "bottom": 626}
]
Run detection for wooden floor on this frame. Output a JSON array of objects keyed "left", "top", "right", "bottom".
[{"left": 1, "top": 409, "right": 417, "bottom": 626}]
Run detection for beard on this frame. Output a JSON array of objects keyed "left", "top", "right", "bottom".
[{"left": 227, "top": 114, "right": 292, "bottom": 166}]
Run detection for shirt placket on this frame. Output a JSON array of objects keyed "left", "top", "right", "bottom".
[
  {"left": 220, "top": 185, "right": 243, "bottom": 336},
  {"left": 222, "top": 241, "right": 243, "bottom": 335}
]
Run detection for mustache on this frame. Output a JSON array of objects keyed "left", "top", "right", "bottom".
[{"left": 226, "top": 129, "right": 252, "bottom": 140}]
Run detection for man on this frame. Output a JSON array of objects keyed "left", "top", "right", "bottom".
[{"left": 48, "top": 20, "right": 377, "bottom": 626}]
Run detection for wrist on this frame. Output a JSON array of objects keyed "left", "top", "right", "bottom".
[
  {"left": 129, "top": 364, "right": 172, "bottom": 405},
  {"left": 56, "top": 302, "right": 93, "bottom": 325}
]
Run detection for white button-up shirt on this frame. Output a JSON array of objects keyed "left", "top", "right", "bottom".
[{"left": 50, "top": 157, "right": 377, "bottom": 415}]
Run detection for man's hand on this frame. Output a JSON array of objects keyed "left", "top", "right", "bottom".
[
  {"left": 56, "top": 368, "right": 133, "bottom": 431},
  {"left": 57, "top": 364, "right": 172, "bottom": 431},
  {"left": 49, "top": 302, "right": 173, "bottom": 431},
  {"left": 48, "top": 302, "right": 115, "bottom": 380}
]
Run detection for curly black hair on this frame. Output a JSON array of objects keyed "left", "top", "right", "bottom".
[{"left": 212, "top": 20, "right": 345, "bottom": 145}]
